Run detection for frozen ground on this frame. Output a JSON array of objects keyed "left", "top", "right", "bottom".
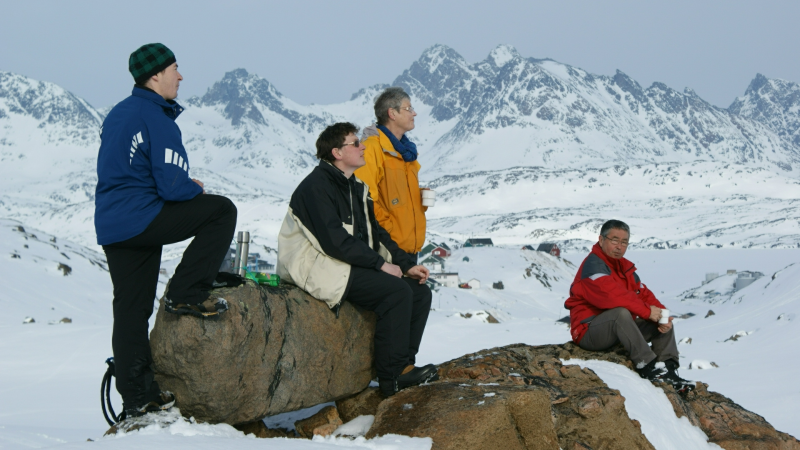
[{"left": 1, "top": 220, "right": 798, "bottom": 448}]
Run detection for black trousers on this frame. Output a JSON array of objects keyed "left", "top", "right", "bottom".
[
  {"left": 345, "top": 267, "right": 432, "bottom": 380},
  {"left": 102, "top": 194, "right": 237, "bottom": 409}
]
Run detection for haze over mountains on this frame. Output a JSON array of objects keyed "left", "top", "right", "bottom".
[{"left": 1, "top": 44, "right": 799, "bottom": 253}]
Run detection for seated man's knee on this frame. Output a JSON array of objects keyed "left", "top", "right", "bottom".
[
  {"left": 608, "top": 307, "right": 632, "bottom": 321},
  {"left": 375, "top": 281, "right": 413, "bottom": 317}
]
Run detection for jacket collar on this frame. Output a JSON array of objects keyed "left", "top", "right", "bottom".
[
  {"left": 132, "top": 86, "right": 184, "bottom": 119},
  {"left": 590, "top": 242, "right": 634, "bottom": 274},
  {"left": 319, "top": 160, "right": 350, "bottom": 187},
  {"left": 376, "top": 129, "right": 403, "bottom": 160}
]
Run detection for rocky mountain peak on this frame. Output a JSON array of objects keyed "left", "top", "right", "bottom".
[
  {"left": 393, "top": 45, "right": 473, "bottom": 112},
  {"left": 729, "top": 74, "right": 800, "bottom": 147},
  {"left": 186, "top": 68, "right": 324, "bottom": 129},
  {"left": 487, "top": 44, "right": 521, "bottom": 69},
  {"left": 746, "top": 73, "right": 770, "bottom": 94},
  {"left": 0, "top": 71, "right": 102, "bottom": 145}
]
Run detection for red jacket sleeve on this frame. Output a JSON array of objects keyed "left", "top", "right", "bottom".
[
  {"left": 638, "top": 283, "right": 665, "bottom": 309},
  {"left": 573, "top": 276, "right": 653, "bottom": 319}
]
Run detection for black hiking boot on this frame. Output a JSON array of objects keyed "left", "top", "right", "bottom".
[
  {"left": 663, "top": 359, "right": 695, "bottom": 394},
  {"left": 165, "top": 296, "right": 228, "bottom": 319},
  {"left": 636, "top": 359, "right": 667, "bottom": 382},
  {"left": 124, "top": 391, "right": 176, "bottom": 419},
  {"left": 379, "top": 364, "right": 439, "bottom": 397}
]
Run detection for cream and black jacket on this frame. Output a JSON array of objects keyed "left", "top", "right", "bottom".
[{"left": 278, "top": 161, "right": 416, "bottom": 308}]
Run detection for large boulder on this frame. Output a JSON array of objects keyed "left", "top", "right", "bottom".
[
  {"left": 366, "top": 343, "right": 799, "bottom": 450},
  {"left": 149, "top": 283, "right": 376, "bottom": 425}
]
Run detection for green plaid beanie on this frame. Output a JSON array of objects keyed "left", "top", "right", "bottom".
[{"left": 129, "top": 43, "right": 176, "bottom": 84}]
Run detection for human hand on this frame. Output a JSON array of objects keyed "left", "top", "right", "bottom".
[
  {"left": 192, "top": 178, "right": 205, "bottom": 194},
  {"left": 380, "top": 262, "right": 403, "bottom": 278},
  {"left": 649, "top": 305, "right": 662, "bottom": 322},
  {"left": 658, "top": 317, "right": 673, "bottom": 333},
  {"left": 405, "top": 265, "right": 430, "bottom": 284}
]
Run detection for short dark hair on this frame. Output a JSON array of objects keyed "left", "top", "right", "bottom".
[
  {"left": 600, "top": 220, "right": 630, "bottom": 238},
  {"left": 374, "top": 87, "right": 410, "bottom": 126},
  {"left": 316, "top": 122, "right": 358, "bottom": 162}
]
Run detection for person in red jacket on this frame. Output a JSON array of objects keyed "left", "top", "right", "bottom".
[{"left": 565, "top": 220, "right": 690, "bottom": 388}]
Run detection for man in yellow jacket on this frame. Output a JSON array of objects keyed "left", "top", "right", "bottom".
[{"left": 355, "top": 87, "right": 427, "bottom": 258}]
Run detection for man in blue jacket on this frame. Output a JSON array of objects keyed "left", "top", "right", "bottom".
[{"left": 95, "top": 43, "right": 237, "bottom": 418}]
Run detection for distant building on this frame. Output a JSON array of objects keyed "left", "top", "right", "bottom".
[
  {"left": 464, "top": 238, "right": 494, "bottom": 247},
  {"left": 247, "top": 253, "right": 274, "bottom": 273},
  {"left": 420, "top": 243, "right": 437, "bottom": 255},
  {"left": 462, "top": 256, "right": 470, "bottom": 262},
  {"left": 430, "top": 272, "right": 460, "bottom": 288},
  {"left": 734, "top": 271, "right": 763, "bottom": 291},
  {"left": 220, "top": 248, "right": 274, "bottom": 273},
  {"left": 425, "top": 277, "right": 442, "bottom": 292},
  {"left": 536, "top": 243, "right": 561, "bottom": 257},
  {"left": 727, "top": 269, "right": 737, "bottom": 275},
  {"left": 704, "top": 273, "right": 718, "bottom": 284},
  {"left": 492, "top": 281, "right": 504, "bottom": 290},
  {"left": 421, "top": 255, "right": 445, "bottom": 272},
  {"left": 467, "top": 278, "right": 481, "bottom": 289},
  {"left": 432, "top": 245, "right": 451, "bottom": 258}
]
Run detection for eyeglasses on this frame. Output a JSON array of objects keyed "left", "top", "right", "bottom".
[
  {"left": 340, "top": 139, "right": 360, "bottom": 148},
  {"left": 603, "top": 236, "right": 629, "bottom": 247},
  {"left": 398, "top": 106, "right": 415, "bottom": 113}
]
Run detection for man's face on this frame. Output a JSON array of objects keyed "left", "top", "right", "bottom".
[
  {"left": 392, "top": 99, "right": 417, "bottom": 133},
  {"left": 599, "top": 228, "right": 629, "bottom": 260},
  {"left": 333, "top": 132, "right": 366, "bottom": 172},
  {"left": 152, "top": 62, "right": 182, "bottom": 100}
]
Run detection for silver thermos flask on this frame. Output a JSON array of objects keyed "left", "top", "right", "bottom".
[{"left": 234, "top": 231, "right": 250, "bottom": 276}]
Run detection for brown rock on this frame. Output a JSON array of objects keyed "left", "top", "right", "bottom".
[
  {"left": 150, "top": 283, "right": 376, "bottom": 425},
  {"left": 661, "top": 382, "right": 800, "bottom": 450},
  {"left": 369, "top": 343, "right": 797, "bottom": 450},
  {"left": 367, "top": 383, "right": 560, "bottom": 450},
  {"left": 369, "top": 344, "right": 653, "bottom": 450},
  {"left": 295, "top": 405, "right": 343, "bottom": 439},
  {"left": 336, "top": 387, "right": 384, "bottom": 423},
  {"left": 234, "top": 420, "right": 296, "bottom": 438}
]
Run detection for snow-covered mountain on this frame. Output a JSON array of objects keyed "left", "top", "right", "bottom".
[
  {"left": 0, "top": 71, "right": 102, "bottom": 146},
  {"left": 730, "top": 73, "right": 800, "bottom": 147},
  {"left": 1, "top": 44, "right": 799, "bottom": 251},
  {"left": 394, "top": 44, "right": 798, "bottom": 174}
]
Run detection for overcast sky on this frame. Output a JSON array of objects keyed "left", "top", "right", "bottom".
[{"left": 2, "top": 0, "right": 798, "bottom": 109}]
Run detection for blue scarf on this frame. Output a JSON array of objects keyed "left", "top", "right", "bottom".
[{"left": 377, "top": 124, "right": 418, "bottom": 162}]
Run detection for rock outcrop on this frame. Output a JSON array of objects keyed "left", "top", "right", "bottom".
[
  {"left": 149, "top": 282, "right": 376, "bottom": 425},
  {"left": 366, "top": 343, "right": 799, "bottom": 450},
  {"left": 663, "top": 383, "right": 799, "bottom": 450},
  {"left": 294, "top": 405, "right": 343, "bottom": 438},
  {"left": 335, "top": 386, "right": 384, "bottom": 423}
]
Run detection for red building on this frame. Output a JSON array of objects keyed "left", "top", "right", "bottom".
[
  {"left": 432, "top": 245, "right": 451, "bottom": 258},
  {"left": 536, "top": 243, "right": 561, "bottom": 257}
]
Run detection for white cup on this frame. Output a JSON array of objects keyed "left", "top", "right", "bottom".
[
  {"left": 659, "top": 309, "right": 670, "bottom": 324},
  {"left": 421, "top": 189, "right": 436, "bottom": 207}
]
